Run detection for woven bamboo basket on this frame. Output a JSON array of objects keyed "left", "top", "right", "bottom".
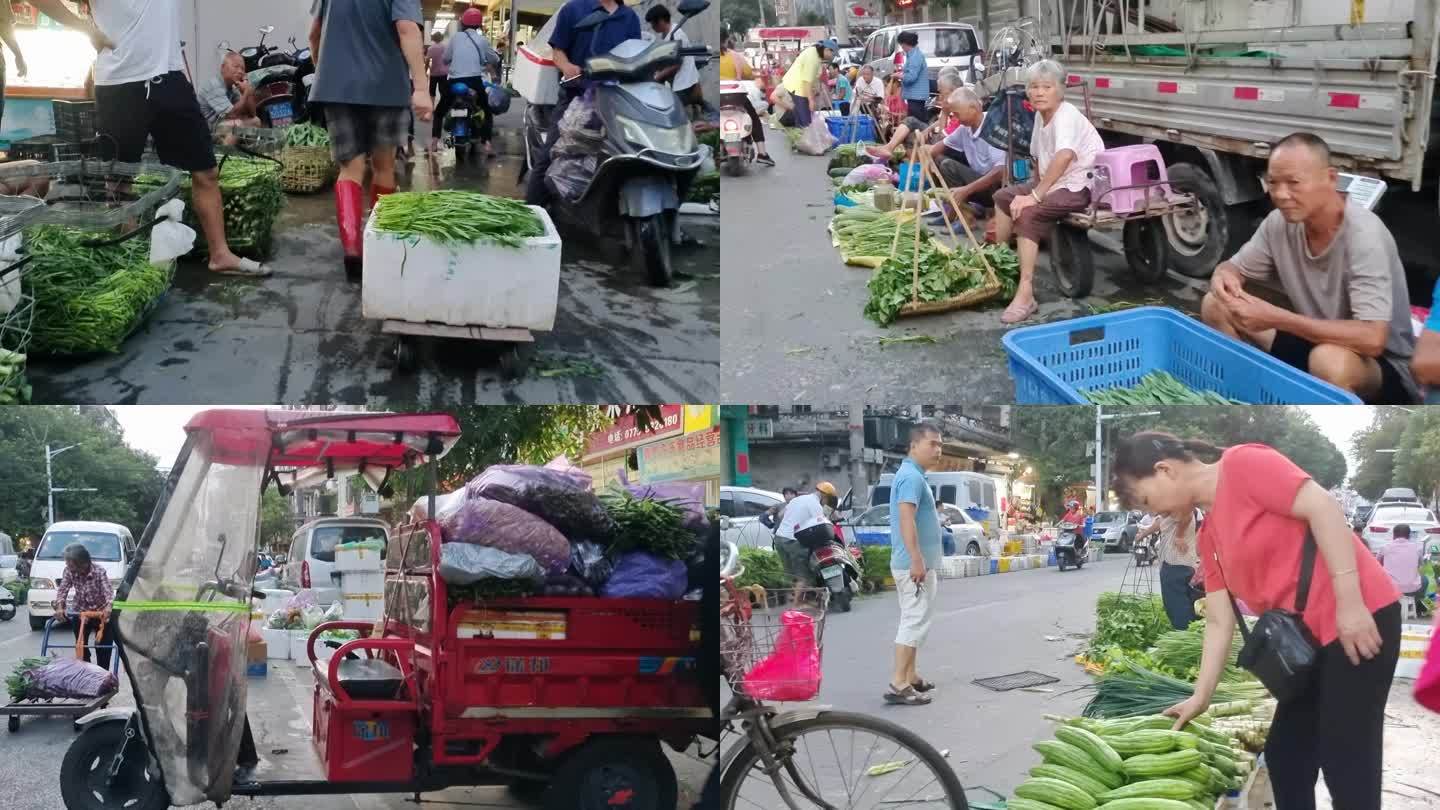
[
  {"left": 896, "top": 261, "right": 1003, "bottom": 318},
  {"left": 280, "top": 145, "right": 337, "bottom": 193}
]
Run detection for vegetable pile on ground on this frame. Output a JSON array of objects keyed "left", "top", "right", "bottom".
[
  {"left": 831, "top": 206, "right": 926, "bottom": 266},
  {"left": 861, "top": 545, "right": 891, "bottom": 580},
  {"left": 687, "top": 172, "right": 719, "bottom": 204},
  {"left": 1082, "top": 655, "right": 1269, "bottom": 722},
  {"left": 734, "top": 546, "right": 788, "bottom": 591},
  {"left": 601, "top": 491, "right": 697, "bottom": 561},
  {"left": 1011, "top": 712, "right": 1262, "bottom": 810},
  {"left": 1084, "top": 593, "right": 1172, "bottom": 664},
  {"left": 827, "top": 142, "right": 904, "bottom": 171},
  {"left": 1151, "top": 622, "right": 1250, "bottom": 683},
  {"left": 284, "top": 123, "right": 332, "bottom": 148},
  {"left": 26, "top": 224, "right": 173, "bottom": 356},
  {"left": 134, "top": 154, "right": 285, "bottom": 258},
  {"left": 373, "top": 191, "right": 544, "bottom": 247},
  {"left": 863, "top": 242, "right": 1020, "bottom": 326},
  {"left": 1085, "top": 372, "right": 1241, "bottom": 406}
]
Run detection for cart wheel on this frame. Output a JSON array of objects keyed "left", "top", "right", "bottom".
[
  {"left": 498, "top": 346, "right": 523, "bottom": 380},
  {"left": 1051, "top": 224, "right": 1094, "bottom": 298},
  {"left": 8, "top": 714, "right": 18, "bottom": 733},
  {"left": 1123, "top": 219, "right": 1171, "bottom": 284},
  {"left": 394, "top": 337, "right": 416, "bottom": 373},
  {"left": 544, "top": 737, "right": 677, "bottom": 810}
]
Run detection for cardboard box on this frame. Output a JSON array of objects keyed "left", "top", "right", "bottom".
[{"left": 246, "top": 639, "right": 268, "bottom": 677}]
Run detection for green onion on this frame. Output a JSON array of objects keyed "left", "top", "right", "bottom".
[{"left": 373, "top": 191, "right": 544, "bottom": 248}]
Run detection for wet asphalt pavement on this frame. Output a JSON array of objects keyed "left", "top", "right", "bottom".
[
  {"left": 719, "top": 141, "right": 1208, "bottom": 405},
  {"left": 27, "top": 109, "right": 720, "bottom": 405}
]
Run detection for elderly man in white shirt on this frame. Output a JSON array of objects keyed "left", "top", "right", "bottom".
[
  {"left": 930, "top": 87, "right": 1006, "bottom": 207},
  {"left": 992, "top": 59, "right": 1106, "bottom": 324}
]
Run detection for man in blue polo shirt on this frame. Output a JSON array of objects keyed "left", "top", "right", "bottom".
[
  {"left": 524, "top": 0, "right": 641, "bottom": 204},
  {"left": 887, "top": 421, "right": 944, "bottom": 706}
]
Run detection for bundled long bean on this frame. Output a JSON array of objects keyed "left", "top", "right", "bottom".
[
  {"left": 25, "top": 225, "right": 173, "bottom": 355},
  {"left": 284, "top": 123, "right": 331, "bottom": 148},
  {"left": 1085, "top": 372, "right": 1241, "bottom": 406},
  {"left": 373, "top": 191, "right": 544, "bottom": 248}
]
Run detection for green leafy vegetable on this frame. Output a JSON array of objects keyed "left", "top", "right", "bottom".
[
  {"left": 284, "top": 123, "right": 332, "bottom": 148},
  {"left": 1084, "top": 372, "right": 1240, "bottom": 406},
  {"left": 863, "top": 244, "right": 1018, "bottom": 326},
  {"left": 6, "top": 658, "right": 47, "bottom": 701},
  {"left": 601, "top": 491, "right": 697, "bottom": 561},
  {"left": 373, "top": 190, "right": 544, "bottom": 248}
]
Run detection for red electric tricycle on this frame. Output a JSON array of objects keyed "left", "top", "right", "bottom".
[{"left": 58, "top": 409, "right": 714, "bottom": 810}]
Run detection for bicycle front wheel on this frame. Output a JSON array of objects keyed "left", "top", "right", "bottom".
[{"left": 719, "top": 710, "right": 969, "bottom": 810}]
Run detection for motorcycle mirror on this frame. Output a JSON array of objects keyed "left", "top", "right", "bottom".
[
  {"left": 261, "top": 25, "right": 276, "bottom": 34},
  {"left": 676, "top": 0, "right": 709, "bottom": 17},
  {"left": 718, "top": 516, "right": 732, "bottom": 531},
  {"left": 218, "top": 40, "right": 231, "bottom": 51}
]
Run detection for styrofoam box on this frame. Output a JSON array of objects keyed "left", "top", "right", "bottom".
[
  {"left": 1396, "top": 623, "right": 1433, "bottom": 679},
  {"left": 339, "top": 570, "right": 385, "bottom": 598},
  {"left": 336, "top": 545, "right": 384, "bottom": 574},
  {"left": 513, "top": 44, "right": 559, "bottom": 105},
  {"left": 343, "top": 594, "right": 384, "bottom": 622},
  {"left": 290, "top": 629, "right": 312, "bottom": 664},
  {"left": 261, "top": 627, "right": 291, "bottom": 660},
  {"left": 362, "top": 205, "right": 561, "bottom": 332}
]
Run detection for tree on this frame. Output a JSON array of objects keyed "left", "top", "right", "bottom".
[
  {"left": 0, "top": 407, "right": 165, "bottom": 543},
  {"left": 1391, "top": 409, "right": 1440, "bottom": 503},
  {"left": 722, "top": 0, "right": 776, "bottom": 40},
  {"left": 797, "top": 10, "right": 827, "bottom": 25},
  {"left": 1351, "top": 407, "right": 1411, "bottom": 498},
  {"left": 1011, "top": 407, "right": 1099, "bottom": 516},
  {"left": 259, "top": 489, "right": 294, "bottom": 551}
]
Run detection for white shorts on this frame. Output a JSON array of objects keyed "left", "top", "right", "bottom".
[{"left": 893, "top": 568, "right": 939, "bottom": 647}]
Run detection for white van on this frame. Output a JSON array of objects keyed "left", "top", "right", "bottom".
[
  {"left": 27, "top": 521, "right": 135, "bottom": 631},
  {"left": 281, "top": 517, "right": 390, "bottom": 606},
  {"left": 845, "top": 471, "right": 1003, "bottom": 537}
]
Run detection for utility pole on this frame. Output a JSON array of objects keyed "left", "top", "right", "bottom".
[
  {"left": 833, "top": 0, "right": 851, "bottom": 39},
  {"left": 848, "top": 403, "right": 867, "bottom": 501},
  {"left": 1094, "top": 409, "right": 1161, "bottom": 510},
  {"left": 46, "top": 443, "right": 96, "bottom": 527}
]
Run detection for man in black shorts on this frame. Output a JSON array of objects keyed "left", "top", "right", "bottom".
[
  {"left": 31, "top": 0, "right": 269, "bottom": 277},
  {"left": 309, "top": 0, "right": 433, "bottom": 279},
  {"left": 1202, "top": 132, "right": 1418, "bottom": 404}
]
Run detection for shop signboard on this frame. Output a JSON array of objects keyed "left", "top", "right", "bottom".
[
  {"left": 846, "top": 0, "right": 881, "bottom": 31},
  {"left": 585, "top": 405, "right": 685, "bottom": 457},
  {"left": 638, "top": 426, "right": 723, "bottom": 484},
  {"left": 684, "top": 405, "right": 718, "bottom": 433}
]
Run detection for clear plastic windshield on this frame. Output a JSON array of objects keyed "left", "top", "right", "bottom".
[{"left": 117, "top": 431, "right": 266, "bottom": 806}]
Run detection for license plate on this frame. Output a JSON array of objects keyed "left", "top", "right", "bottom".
[
  {"left": 452, "top": 109, "right": 469, "bottom": 117},
  {"left": 269, "top": 101, "right": 293, "bottom": 119},
  {"left": 822, "top": 565, "right": 842, "bottom": 580}
]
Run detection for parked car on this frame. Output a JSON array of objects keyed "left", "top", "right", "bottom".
[
  {"left": 719, "top": 485, "right": 787, "bottom": 548},
  {"left": 840, "top": 503, "right": 962, "bottom": 557},
  {"left": 1091, "top": 510, "right": 1140, "bottom": 552},
  {"left": 938, "top": 504, "right": 987, "bottom": 556},
  {"left": 280, "top": 517, "right": 390, "bottom": 606},
  {"left": 1360, "top": 503, "right": 1440, "bottom": 555},
  {"left": 846, "top": 470, "right": 1001, "bottom": 537},
  {"left": 860, "top": 23, "right": 984, "bottom": 93},
  {"left": 27, "top": 521, "right": 135, "bottom": 631},
  {"left": 1352, "top": 503, "right": 1376, "bottom": 532}
]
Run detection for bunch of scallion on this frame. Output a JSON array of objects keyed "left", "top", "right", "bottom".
[{"left": 373, "top": 191, "right": 545, "bottom": 248}]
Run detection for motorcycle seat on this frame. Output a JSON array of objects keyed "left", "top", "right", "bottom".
[{"left": 315, "top": 657, "right": 405, "bottom": 701}]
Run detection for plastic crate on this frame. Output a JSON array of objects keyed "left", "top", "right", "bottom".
[
  {"left": 0, "top": 159, "right": 181, "bottom": 229},
  {"left": 826, "top": 114, "right": 875, "bottom": 144},
  {"left": 7, "top": 135, "right": 95, "bottom": 163},
  {"left": 1002, "top": 306, "right": 1362, "bottom": 404},
  {"left": 52, "top": 100, "right": 97, "bottom": 142}
]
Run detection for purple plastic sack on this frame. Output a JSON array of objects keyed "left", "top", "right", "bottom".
[
  {"left": 599, "top": 552, "right": 688, "bottom": 600},
  {"left": 617, "top": 470, "right": 707, "bottom": 530},
  {"left": 439, "top": 497, "right": 571, "bottom": 575},
  {"left": 469, "top": 464, "right": 615, "bottom": 541},
  {"left": 28, "top": 658, "right": 117, "bottom": 699}
]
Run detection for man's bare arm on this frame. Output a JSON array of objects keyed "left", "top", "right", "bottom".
[
  {"left": 899, "top": 502, "right": 924, "bottom": 569},
  {"left": 309, "top": 17, "right": 322, "bottom": 68},
  {"left": 396, "top": 20, "right": 427, "bottom": 92}
]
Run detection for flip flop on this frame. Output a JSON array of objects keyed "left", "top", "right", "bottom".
[
  {"left": 910, "top": 678, "right": 936, "bottom": 693},
  {"left": 1001, "top": 299, "right": 1039, "bottom": 325},
  {"left": 883, "top": 685, "right": 933, "bottom": 706},
  {"left": 211, "top": 258, "right": 271, "bottom": 277}
]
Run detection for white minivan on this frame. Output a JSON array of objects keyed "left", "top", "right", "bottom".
[
  {"left": 281, "top": 517, "right": 390, "bottom": 606},
  {"left": 28, "top": 521, "right": 135, "bottom": 631}
]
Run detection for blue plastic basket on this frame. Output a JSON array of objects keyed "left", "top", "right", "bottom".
[
  {"left": 826, "top": 114, "right": 875, "bottom": 144},
  {"left": 895, "top": 162, "right": 932, "bottom": 192},
  {"left": 1002, "top": 306, "right": 1362, "bottom": 404}
]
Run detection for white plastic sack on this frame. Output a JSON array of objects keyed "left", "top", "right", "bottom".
[
  {"left": 150, "top": 199, "right": 196, "bottom": 266},
  {"left": 0, "top": 232, "right": 21, "bottom": 316},
  {"left": 797, "top": 118, "right": 836, "bottom": 156},
  {"left": 843, "top": 164, "right": 894, "bottom": 187},
  {"left": 438, "top": 543, "right": 544, "bottom": 585}
]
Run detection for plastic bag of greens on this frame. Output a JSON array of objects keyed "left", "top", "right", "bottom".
[
  {"left": 441, "top": 497, "right": 572, "bottom": 574},
  {"left": 266, "top": 609, "right": 289, "bottom": 630},
  {"left": 468, "top": 465, "right": 614, "bottom": 542},
  {"left": 599, "top": 552, "right": 688, "bottom": 600},
  {"left": 568, "top": 540, "right": 614, "bottom": 589},
  {"left": 439, "top": 543, "right": 544, "bottom": 585}
]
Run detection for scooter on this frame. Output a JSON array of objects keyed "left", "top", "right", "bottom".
[
  {"left": 444, "top": 81, "right": 480, "bottom": 155},
  {"left": 238, "top": 25, "right": 285, "bottom": 73},
  {"left": 718, "top": 80, "right": 757, "bottom": 175},
  {"left": 808, "top": 523, "right": 863, "bottom": 613},
  {"left": 1055, "top": 521, "right": 1088, "bottom": 572},
  {"left": 0, "top": 583, "right": 15, "bottom": 622},
  {"left": 1132, "top": 537, "right": 1156, "bottom": 567},
  {"left": 521, "top": 0, "right": 713, "bottom": 286}
]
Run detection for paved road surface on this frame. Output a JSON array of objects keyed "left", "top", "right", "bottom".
[
  {"left": 719, "top": 140, "right": 1206, "bottom": 405},
  {"left": 0, "top": 612, "right": 714, "bottom": 810}
]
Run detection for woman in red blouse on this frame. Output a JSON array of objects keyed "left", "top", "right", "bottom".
[{"left": 1111, "top": 432, "right": 1400, "bottom": 810}]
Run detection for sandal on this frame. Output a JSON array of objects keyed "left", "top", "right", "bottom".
[
  {"left": 910, "top": 678, "right": 936, "bottom": 693},
  {"left": 210, "top": 258, "right": 271, "bottom": 277},
  {"left": 883, "top": 684, "right": 932, "bottom": 706},
  {"left": 1001, "top": 299, "right": 1039, "bottom": 325}
]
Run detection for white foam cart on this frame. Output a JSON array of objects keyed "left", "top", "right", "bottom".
[{"left": 361, "top": 204, "right": 563, "bottom": 377}]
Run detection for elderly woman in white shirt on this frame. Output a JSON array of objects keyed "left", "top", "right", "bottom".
[
  {"left": 1137, "top": 507, "right": 1204, "bottom": 629},
  {"left": 993, "top": 59, "right": 1106, "bottom": 324}
]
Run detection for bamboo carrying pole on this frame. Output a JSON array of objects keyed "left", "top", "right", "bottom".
[
  {"left": 918, "top": 142, "right": 997, "bottom": 279},
  {"left": 891, "top": 130, "right": 924, "bottom": 256}
]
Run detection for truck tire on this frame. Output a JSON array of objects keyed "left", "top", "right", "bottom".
[{"left": 1163, "top": 162, "right": 1229, "bottom": 278}]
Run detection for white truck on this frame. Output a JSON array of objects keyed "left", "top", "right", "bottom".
[{"left": 984, "top": 0, "right": 1438, "bottom": 286}]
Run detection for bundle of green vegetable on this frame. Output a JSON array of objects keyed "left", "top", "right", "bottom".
[
  {"left": 734, "top": 546, "right": 789, "bottom": 591},
  {"left": 1081, "top": 655, "right": 1270, "bottom": 720},
  {"left": 831, "top": 206, "right": 929, "bottom": 262},
  {"left": 373, "top": 191, "right": 544, "bottom": 247},
  {"left": 26, "top": 225, "right": 174, "bottom": 356},
  {"left": 1088, "top": 593, "right": 1171, "bottom": 658},
  {"left": 782, "top": 128, "right": 806, "bottom": 149},
  {"left": 1152, "top": 622, "right": 1250, "bottom": 683},
  {"left": 861, "top": 545, "right": 891, "bottom": 580},
  {"left": 284, "top": 123, "right": 332, "bottom": 148},
  {"left": 5, "top": 578, "right": 28, "bottom": 604},
  {"left": 0, "top": 348, "right": 29, "bottom": 403},
  {"left": 6, "top": 657, "right": 47, "bottom": 701},
  {"left": 133, "top": 154, "right": 285, "bottom": 258},
  {"left": 1085, "top": 372, "right": 1241, "bottom": 406},
  {"left": 601, "top": 492, "right": 698, "bottom": 561},
  {"left": 863, "top": 243, "right": 1019, "bottom": 326},
  {"left": 1010, "top": 713, "right": 1260, "bottom": 810}
]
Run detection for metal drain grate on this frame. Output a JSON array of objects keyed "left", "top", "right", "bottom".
[{"left": 971, "top": 670, "right": 1059, "bottom": 692}]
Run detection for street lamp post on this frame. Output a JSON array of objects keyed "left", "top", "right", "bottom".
[
  {"left": 1094, "top": 409, "right": 1162, "bottom": 511},
  {"left": 46, "top": 443, "right": 97, "bottom": 527}
]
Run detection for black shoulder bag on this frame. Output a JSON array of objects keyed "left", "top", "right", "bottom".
[{"left": 1221, "top": 531, "right": 1320, "bottom": 703}]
